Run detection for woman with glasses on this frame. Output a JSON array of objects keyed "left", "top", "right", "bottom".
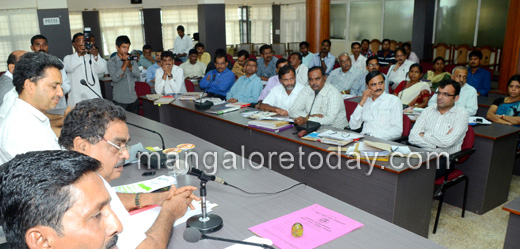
[
  {"left": 393, "top": 63, "right": 431, "bottom": 108},
  {"left": 423, "top": 57, "right": 451, "bottom": 90},
  {"left": 486, "top": 75, "right": 520, "bottom": 126}
]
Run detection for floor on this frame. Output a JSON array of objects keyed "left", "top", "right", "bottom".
[{"left": 427, "top": 174, "right": 520, "bottom": 248}]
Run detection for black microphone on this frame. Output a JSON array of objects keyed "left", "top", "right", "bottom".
[
  {"left": 187, "top": 167, "right": 226, "bottom": 185},
  {"left": 183, "top": 228, "right": 275, "bottom": 249},
  {"left": 307, "top": 89, "right": 321, "bottom": 119},
  {"left": 195, "top": 73, "right": 216, "bottom": 109},
  {"left": 81, "top": 79, "right": 166, "bottom": 150}
]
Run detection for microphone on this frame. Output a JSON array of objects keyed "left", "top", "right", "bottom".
[
  {"left": 81, "top": 79, "right": 166, "bottom": 150},
  {"left": 183, "top": 228, "right": 275, "bottom": 249},
  {"left": 195, "top": 73, "right": 216, "bottom": 110},
  {"left": 307, "top": 89, "right": 321, "bottom": 120},
  {"left": 187, "top": 167, "right": 227, "bottom": 185}
]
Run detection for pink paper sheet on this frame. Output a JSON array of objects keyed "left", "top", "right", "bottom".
[{"left": 249, "top": 204, "right": 363, "bottom": 249}]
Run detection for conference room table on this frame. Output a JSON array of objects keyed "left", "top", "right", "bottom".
[
  {"left": 112, "top": 113, "right": 445, "bottom": 248},
  {"left": 139, "top": 96, "right": 438, "bottom": 237},
  {"left": 503, "top": 196, "right": 520, "bottom": 249}
]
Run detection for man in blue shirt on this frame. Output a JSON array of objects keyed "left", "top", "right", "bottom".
[
  {"left": 145, "top": 50, "right": 162, "bottom": 91},
  {"left": 227, "top": 60, "right": 263, "bottom": 104},
  {"left": 308, "top": 39, "right": 335, "bottom": 76},
  {"left": 138, "top": 44, "right": 154, "bottom": 69},
  {"left": 467, "top": 50, "right": 491, "bottom": 96},
  {"left": 256, "top": 44, "right": 278, "bottom": 81},
  {"left": 199, "top": 54, "right": 236, "bottom": 99}
]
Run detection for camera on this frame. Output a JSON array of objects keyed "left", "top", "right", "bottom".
[
  {"left": 127, "top": 55, "right": 138, "bottom": 61},
  {"left": 84, "top": 27, "right": 93, "bottom": 51}
]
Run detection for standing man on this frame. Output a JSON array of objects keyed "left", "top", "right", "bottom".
[
  {"left": 173, "top": 25, "right": 192, "bottom": 63},
  {"left": 300, "top": 41, "right": 314, "bottom": 67},
  {"left": 256, "top": 44, "right": 278, "bottom": 81},
  {"left": 377, "top": 39, "right": 396, "bottom": 68},
  {"left": 155, "top": 51, "right": 187, "bottom": 94},
  {"left": 0, "top": 50, "right": 25, "bottom": 106},
  {"left": 350, "top": 42, "right": 367, "bottom": 73},
  {"left": 180, "top": 49, "right": 206, "bottom": 79},
  {"left": 361, "top": 39, "right": 374, "bottom": 58},
  {"left": 0, "top": 52, "right": 63, "bottom": 163},
  {"left": 308, "top": 39, "right": 335, "bottom": 76},
  {"left": 199, "top": 54, "right": 236, "bottom": 99},
  {"left": 232, "top": 50, "right": 249, "bottom": 79},
  {"left": 289, "top": 52, "right": 308, "bottom": 85},
  {"left": 466, "top": 50, "right": 491, "bottom": 96},
  {"left": 349, "top": 71, "right": 403, "bottom": 140},
  {"left": 138, "top": 44, "right": 155, "bottom": 69},
  {"left": 64, "top": 32, "right": 107, "bottom": 107},
  {"left": 289, "top": 67, "right": 348, "bottom": 129},
  {"left": 326, "top": 52, "right": 361, "bottom": 93},
  {"left": 227, "top": 60, "right": 262, "bottom": 104},
  {"left": 107, "top": 35, "right": 140, "bottom": 114},
  {"left": 259, "top": 65, "right": 304, "bottom": 116}
]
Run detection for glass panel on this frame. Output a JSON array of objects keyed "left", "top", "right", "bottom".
[
  {"left": 349, "top": 1, "right": 383, "bottom": 41},
  {"left": 330, "top": 4, "right": 346, "bottom": 39},
  {"left": 435, "top": 0, "right": 478, "bottom": 45},
  {"left": 477, "top": 0, "right": 509, "bottom": 48},
  {"left": 383, "top": 0, "right": 414, "bottom": 42}
]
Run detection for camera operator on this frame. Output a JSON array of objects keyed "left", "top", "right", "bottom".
[{"left": 64, "top": 32, "right": 107, "bottom": 107}]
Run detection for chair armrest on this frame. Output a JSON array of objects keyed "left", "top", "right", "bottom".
[
  {"left": 392, "top": 136, "right": 410, "bottom": 144},
  {"left": 449, "top": 148, "right": 476, "bottom": 163}
]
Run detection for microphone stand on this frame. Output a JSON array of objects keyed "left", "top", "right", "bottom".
[
  {"left": 187, "top": 177, "right": 223, "bottom": 233},
  {"left": 195, "top": 73, "right": 216, "bottom": 109}
]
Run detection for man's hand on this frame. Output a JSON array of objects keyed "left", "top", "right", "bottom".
[
  {"left": 359, "top": 88, "right": 374, "bottom": 107},
  {"left": 161, "top": 63, "right": 173, "bottom": 80},
  {"left": 260, "top": 76, "right": 269, "bottom": 81},
  {"left": 419, "top": 132, "right": 424, "bottom": 137},
  {"left": 161, "top": 189, "right": 192, "bottom": 221},
  {"left": 447, "top": 128, "right": 453, "bottom": 135},
  {"left": 174, "top": 186, "right": 200, "bottom": 210},
  {"left": 320, "top": 52, "right": 327, "bottom": 58},
  {"left": 145, "top": 54, "right": 154, "bottom": 63},
  {"left": 89, "top": 46, "right": 99, "bottom": 57},
  {"left": 274, "top": 108, "right": 288, "bottom": 116},
  {"left": 228, "top": 98, "right": 238, "bottom": 103},
  {"left": 206, "top": 74, "right": 211, "bottom": 81},
  {"left": 294, "top": 116, "right": 308, "bottom": 126}
]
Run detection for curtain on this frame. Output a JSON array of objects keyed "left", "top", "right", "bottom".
[
  {"left": 0, "top": 9, "right": 39, "bottom": 70},
  {"left": 280, "top": 3, "right": 306, "bottom": 43},
  {"left": 161, "top": 5, "right": 198, "bottom": 51},
  {"left": 99, "top": 8, "right": 144, "bottom": 57},
  {"left": 69, "top": 11, "right": 84, "bottom": 38},
  {"left": 225, "top": 4, "right": 241, "bottom": 45},
  {"left": 250, "top": 4, "right": 272, "bottom": 44}
]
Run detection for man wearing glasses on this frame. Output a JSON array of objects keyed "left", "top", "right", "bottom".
[
  {"left": 59, "top": 98, "right": 199, "bottom": 249},
  {"left": 256, "top": 44, "right": 278, "bottom": 82},
  {"left": 350, "top": 56, "right": 390, "bottom": 96},
  {"left": 409, "top": 79, "right": 469, "bottom": 179}
]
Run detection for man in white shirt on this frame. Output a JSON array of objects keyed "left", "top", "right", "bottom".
[
  {"left": 155, "top": 51, "right": 187, "bottom": 94},
  {"left": 0, "top": 50, "right": 25, "bottom": 106},
  {"left": 409, "top": 79, "right": 469, "bottom": 178},
  {"left": 387, "top": 48, "right": 414, "bottom": 90},
  {"left": 64, "top": 32, "right": 107, "bottom": 107},
  {"left": 289, "top": 52, "right": 308, "bottom": 85},
  {"left": 173, "top": 25, "right": 192, "bottom": 63},
  {"left": 0, "top": 52, "right": 64, "bottom": 164},
  {"left": 180, "top": 49, "right": 205, "bottom": 79},
  {"left": 290, "top": 67, "right": 348, "bottom": 129},
  {"left": 326, "top": 52, "right": 362, "bottom": 93},
  {"left": 350, "top": 42, "right": 367, "bottom": 73},
  {"left": 349, "top": 71, "right": 403, "bottom": 140},
  {"left": 402, "top": 42, "right": 420, "bottom": 64},
  {"left": 259, "top": 65, "right": 304, "bottom": 115},
  {"left": 428, "top": 66, "right": 478, "bottom": 116},
  {"left": 59, "top": 98, "right": 198, "bottom": 249}
]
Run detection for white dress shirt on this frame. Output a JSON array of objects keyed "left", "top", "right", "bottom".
[
  {"left": 350, "top": 54, "right": 367, "bottom": 73},
  {"left": 428, "top": 83, "right": 478, "bottom": 116},
  {"left": 173, "top": 35, "right": 192, "bottom": 55},
  {"left": 179, "top": 60, "right": 206, "bottom": 78},
  {"left": 289, "top": 83, "right": 348, "bottom": 129},
  {"left": 349, "top": 92, "right": 403, "bottom": 140},
  {"left": 409, "top": 105, "right": 469, "bottom": 155},
  {"left": 0, "top": 88, "right": 17, "bottom": 124},
  {"left": 64, "top": 52, "right": 106, "bottom": 107},
  {"left": 295, "top": 64, "right": 308, "bottom": 85},
  {"left": 155, "top": 66, "right": 187, "bottom": 94},
  {"left": 102, "top": 176, "right": 147, "bottom": 249},
  {"left": 408, "top": 52, "right": 420, "bottom": 64},
  {"left": 387, "top": 60, "right": 414, "bottom": 89},
  {"left": 263, "top": 83, "right": 304, "bottom": 111},
  {"left": 326, "top": 67, "right": 362, "bottom": 92},
  {"left": 0, "top": 98, "right": 61, "bottom": 164}
]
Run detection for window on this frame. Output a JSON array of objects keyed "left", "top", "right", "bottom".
[
  {"left": 99, "top": 8, "right": 144, "bottom": 57},
  {"left": 161, "top": 5, "right": 198, "bottom": 50},
  {"left": 477, "top": 0, "right": 509, "bottom": 47},
  {"left": 383, "top": 0, "right": 414, "bottom": 42},
  {"left": 239, "top": 6, "right": 251, "bottom": 44},
  {"left": 250, "top": 4, "right": 272, "bottom": 44},
  {"left": 225, "top": 5, "right": 241, "bottom": 45},
  {"left": 435, "top": 0, "right": 478, "bottom": 46},
  {"left": 330, "top": 4, "right": 347, "bottom": 40},
  {"left": 69, "top": 11, "right": 84, "bottom": 38},
  {"left": 280, "top": 3, "right": 306, "bottom": 43},
  {"left": 348, "top": 1, "right": 383, "bottom": 41},
  {"left": 0, "top": 9, "right": 39, "bottom": 70}
]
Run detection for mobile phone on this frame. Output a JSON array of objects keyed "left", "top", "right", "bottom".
[{"left": 142, "top": 171, "right": 156, "bottom": 176}]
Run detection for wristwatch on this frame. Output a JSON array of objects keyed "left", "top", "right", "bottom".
[
  {"left": 135, "top": 193, "right": 142, "bottom": 209},
  {"left": 320, "top": 58, "right": 324, "bottom": 61}
]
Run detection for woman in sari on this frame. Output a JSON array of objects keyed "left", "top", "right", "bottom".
[
  {"left": 393, "top": 63, "right": 430, "bottom": 108},
  {"left": 487, "top": 75, "right": 520, "bottom": 126},
  {"left": 423, "top": 57, "right": 451, "bottom": 89}
]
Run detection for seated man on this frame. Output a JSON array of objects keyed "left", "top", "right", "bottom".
[
  {"left": 467, "top": 50, "right": 491, "bottom": 96},
  {"left": 289, "top": 67, "right": 348, "bottom": 129},
  {"left": 155, "top": 51, "right": 186, "bottom": 94},
  {"left": 289, "top": 52, "right": 308, "bottom": 85},
  {"left": 226, "top": 60, "right": 262, "bottom": 103},
  {"left": 300, "top": 41, "right": 314, "bottom": 67},
  {"left": 0, "top": 52, "right": 63, "bottom": 164},
  {"left": 361, "top": 39, "right": 374, "bottom": 58},
  {"left": 59, "top": 98, "right": 197, "bottom": 248},
  {"left": 0, "top": 50, "right": 25, "bottom": 106},
  {"left": 409, "top": 79, "right": 469, "bottom": 178},
  {"left": 259, "top": 65, "right": 304, "bottom": 116},
  {"left": 199, "top": 54, "right": 236, "bottom": 99},
  {"left": 145, "top": 50, "right": 162, "bottom": 90},
  {"left": 232, "top": 50, "right": 249, "bottom": 78},
  {"left": 350, "top": 56, "right": 389, "bottom": 96},
  {"left": 428, "top": 66, "right": 477, "bottom": 116},
  {"left": 349, "top": 71, "right": 403, "bottom": 140},
  {"left": 138, "top": 44, "right": 154, "bottom": 69},
  {"left": 195, "top": 42, "right": 211, "bottom": 65},
  {"left": 376, "top": 39, "right": 395, "bottom": 68},
  {"left": 326, "top": 52, "right": 361, "bottom": 93},
  {"left": 205, "top": 49, "right": 233, "bottom": 75},
  {"left": 402, "top": 42, "right": 419, "bottom": 64},
  {"left": 350, "top": 42, "right": 367, "bottom": 73},
  {"left": 256, "top": 44, "right": 278, "bottom": 81},
  {"left": 180, "top": 49, "right": 205, "bottom": 79},
  {"left": 0, "top": 150, "right": 123, "bottom": 249},
  {"left": 257, "top": 58, "right": 289, "bottom": 102},
  {"left": 308, "top": 39, "right": 335, "bottom": 76}
]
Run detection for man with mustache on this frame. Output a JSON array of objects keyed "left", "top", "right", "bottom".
[
  {"left": 376, "top": 39, "right": 396, "bottom": 68},
  {"left": 289, "top": 52, "right": 308, "bottom": 85},
  {"left": 350, "top": 56, "right": 390, "bottom": 96},
  {"left": 258, "top": 65, "right": 303, "bottom": 115},
  {"left": 257, "top": 58, "right": 289, "bottom": 102},
  {"left": 308, "top": 39, "right": 335, "bottom": 76},
  {"left": 0, "top": 52, "right": 63, "bottom": 164},
  {"left": 226, "top": 60, "right": 263, "bottom": 104},
  {"left": 256, "top": 44, "right": 278, "bottom": 81},
  {"left": 349, "top": 71, "right": 403, "bottom": 140},
  {"left": 59, "top": 98, "right": 197, "bottom": 248},
  {"left": 289, "top": 67, "right": 348, "bottom": 129},
  {"left": 466, "top": 50, "right": 491, "bottom": 96},
  {"left": 155, "top": 51, "right": 187, "bottom": 94},
  {"left": 326, "top": 52, "right": 361, "bottom": 93},
  {"left": 0, "top": 150, "right": 123, "bottom": 249}
]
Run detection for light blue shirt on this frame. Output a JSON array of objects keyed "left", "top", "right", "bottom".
[
  {"left": 226, "top": 74, "right": 263, "bottom": 103},
  {"left": 146, "top": 63, "right": 160, "bottom": 83},
  {"left": 351, "top": 72, "right": 390, "bottom": 96},
  {"left": 199, "top": 68, "right": 236, "bottom": 97},
  {"left": 308, "top": 53, "right": 335, "bottom": 75},
  {"left": 256, "top": 57, "right": 278, "bottom": 78},
  {"left": 138, "top": 54, "right": 154, "bottom": 69},
  {"left": 302, "top": 52, "right": 314, "bottom": 68}
]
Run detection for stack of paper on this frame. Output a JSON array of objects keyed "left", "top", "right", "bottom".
[
  {"left": 145, "top": 94, "right": 163, "bottom": 100},
  {"left": 195, "top": 97, "right": 226, "bottom": 105},
  {"left": 113, "top": 175, "right": 177, "bottom": 194},
  {"left": 226, "top": 102, "right": 251, "bottom": 108},
  {"left": 302, "top": 130, "right": 362, "bottom": 146},
  {"left": 247, "top": 120, "right": 293, "bottom": 132},
  {"left": 205, "top": 105, "right": 240, "bottom": 114},
  {"left": 154, "top": 96, "right": 174, "bottom": 105},
  {"left": 346, "top": 140, "right": 416, "bottom": 161}
]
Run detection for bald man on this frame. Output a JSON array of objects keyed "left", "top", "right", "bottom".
[{"left": 0, "top": 50, "right": 25, "bottom": 106}]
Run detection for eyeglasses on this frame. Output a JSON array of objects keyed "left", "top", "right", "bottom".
[
  {"left": 99, "top": 136, "right": 131, "bottom": 154},
  {"left": 435, "top": 91, "right": 456, "bottom": 97},
  {"left": 368, "top": 63, "right": 379, "bottom": 67}
]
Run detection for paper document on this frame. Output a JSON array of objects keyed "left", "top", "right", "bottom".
[
  {"left": 318, "top": 130, "right": 363, "bottom": 141},
  {"left": 129, "top": 200, "right": 218, "bottom": 227},
  {"left": 249, "top": 204, "right": 363, "bottom": 249},
  {"left": 113, "top": 175, "right": 177, "bottom": 194},
  {"left": 154, "top": 97, "right": 174, "bottom": 105},
  {"left": 469, "top": 116, "right": 492, "bottom": 125},
  {"left": 225, "top": 236, "right": 274, "bottom": 249},
  {"left": 145, "top": 94, "right": 163, "bottom": 100}
]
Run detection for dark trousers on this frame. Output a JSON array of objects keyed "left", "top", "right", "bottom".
[
  {"left": 113, "top": 99, "right": 139, "bottom": 114},
  {"left": 435, "top": 156, "right": 450, "bottom": 179}
]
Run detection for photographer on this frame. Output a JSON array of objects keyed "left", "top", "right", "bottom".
[{"left": 64, "top": 32, "right": 107, "bottom": 107}]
